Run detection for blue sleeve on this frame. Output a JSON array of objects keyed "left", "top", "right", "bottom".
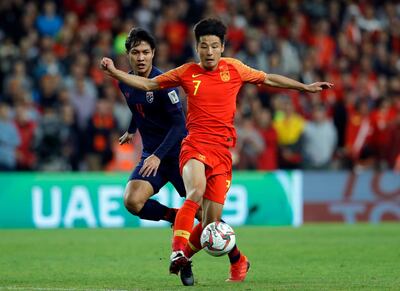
[
  {"left": 153, "top": 88, "right": 186, "bottom": 159},
  {"left": 118, "top": 82, "right": 137, "bottom": 134},
  {"left": 128, "top": 117, "right": 137, "bottom": 134}
]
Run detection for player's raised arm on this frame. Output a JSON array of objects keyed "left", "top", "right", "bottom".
[
  {"left": 264, "top": 73, "right": 334, "bottom": 93},
  {"left": 101, "top": 57, "right": 160, "bottom": 91}
]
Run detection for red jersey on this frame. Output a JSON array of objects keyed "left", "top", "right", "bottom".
[{"left": 154, "top": 57, "right": 267, "bottom": 147}]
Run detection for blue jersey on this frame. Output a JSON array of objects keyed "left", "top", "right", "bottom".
[{"left": 118, "top": 66, "right": 186, "bottom": 159}]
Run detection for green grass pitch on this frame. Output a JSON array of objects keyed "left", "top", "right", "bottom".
[{"left": 0, "top": 224, "right": 399, "bottom": 290}]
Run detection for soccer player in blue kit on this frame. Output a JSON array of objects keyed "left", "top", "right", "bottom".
[{"left": 118, "top": 28, "right": 187, "bottom": 227}]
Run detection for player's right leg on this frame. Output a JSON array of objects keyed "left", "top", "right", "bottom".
[
  {"left": 124, "top": 180, "right": 177, "bottom": 223},
  {"left": 171, "top": 159, "right": 205, "bottom": 252},
  {"left": 169, "top": 159, "right": 205, "bottom": 277}
]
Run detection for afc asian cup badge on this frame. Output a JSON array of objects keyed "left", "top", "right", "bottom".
[{"left": 146, "top": 92, "right": 154, "bottom": 103}]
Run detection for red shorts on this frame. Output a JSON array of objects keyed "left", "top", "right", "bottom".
[{"left": 179, "top": 138, "right": 232, "bottom": 205}]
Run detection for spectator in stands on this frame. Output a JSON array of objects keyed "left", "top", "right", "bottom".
[
  {"left": 14, "top": 102, "right": 37, "bottom": 170},
  {"left": 273, "top": 96, "right": 305, "bottom": 169},
  {"left": 37, "top": 74, "right": 60, "bottom": 109},
  {"left": 66, "top": 64, "right": 97, "bottom": 130},
  {"left": 0, "top": 38, "right": 21, "bottom": 90},
  {"left": 101, "top": 82, "right": 131, "bottom": 132},
  {"left": 105, "top": 132, "right": 139, "bottom": 172},
  {"left": 0, "top": 102, "right": 20, "bottom": 171},
  {"left": 387, "top": 103, "right": 400, "bottom": 169},
  {"left": 155, "top": 3, "right": 188, "bottom": 63},
  {"left": 370, "top": 97, "right": 397, "bottom": 169},
  {"left": 1, "top": 0, "right": 400, "bottom": 171},
  {"left": 254, "top": 108, "right": 278, "bottom": 171},
  {"left": 3, "top": 61, "right": 33, "bottom": 100},
  {"left": 63, "top": 0, "right": 89, "bottom": 20},
  {"left": 344, "top": 98, "right": 373, "bottom": 169},
  {"left": 133, "top": 0, "right": 157, "bottom": 32},
  {"left": 36, "top": 1, "right": 63, "bottom": 38},
  {"left": 34, "top": 49, "right": 64, "bottom": 81},
  {"left": 235, "top": 114, "right": 265, "bottom": 170},
  {"left": 59, "top": 103, "right": 81, "bottom": 171},
  {"left": 302, "top": 104, "right": 337, "bottom": 169},
  {"left": 93, "top": 0, "right": 121, "bottom": 32},
  {"left": 64, "top": 57, "right": 96, "bottom": 100},
  {"left": 85, "top": 98, "right": 118, "bottom": 171},
  {"left": 356, "top": 3, "right": 385, "bottom": 33},
  {"left": 225, "top": 8, "right": 246, "bottom": 52},
  {"left": 261, "top": 17, "right": 279, "bottom": 55},
  {"left": 153, "top": 39, "right": 175, "bottom": 72},
  {"left": 35, "top": 106, "right": 68, "bottom": 170},
  {"left": 278, "top": 36, "right": 302, "bottom": 78},
  {"left": 309, "top": 19, "right": 335, "bottom": 70},
  {"left": 236, "top": 28, "right": 268, "bottom": 72}
]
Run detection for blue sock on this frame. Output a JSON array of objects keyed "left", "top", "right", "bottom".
[{"left": 136, "top": 199, "right": 176, "bottom": 223}]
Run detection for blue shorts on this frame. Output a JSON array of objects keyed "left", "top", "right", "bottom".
[{"left": 129, "top": 155, "right": 186, "bottom": 197}]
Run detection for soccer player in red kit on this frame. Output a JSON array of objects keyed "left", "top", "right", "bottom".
[{"left": 101, "top": 18, "right": 333, "bottom": 286}]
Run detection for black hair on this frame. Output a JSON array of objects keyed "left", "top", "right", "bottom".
[
  {"left": 125, "top": 28, "right": 156, "bottom": 52},
  {"left": 193, "top": 18, "right": 227, "bottom": 44}
]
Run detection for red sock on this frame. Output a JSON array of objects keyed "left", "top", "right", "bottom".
[
  {"left": 172, "top": 199, "right": 200, "bottom": 252},
  {"left": 184, "top": 222, "right": 203, "bottom": 258},
  {"left": 228, "top": 244, "right": 241, "bottom": 264}
]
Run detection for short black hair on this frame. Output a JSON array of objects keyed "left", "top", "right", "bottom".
[
  {"left": 125, "top": 28, "right": 156, "bottom": 52},
  {"left": 193, "top": 18, "right": 227, "bottom": 44}
]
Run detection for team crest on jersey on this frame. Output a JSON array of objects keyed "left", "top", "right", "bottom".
[
  {"left": 220, "top": 70, "right": 230, "bottom": 82},
  {"left": 146, "top": 92, "right": 154, "bottom": 103}
]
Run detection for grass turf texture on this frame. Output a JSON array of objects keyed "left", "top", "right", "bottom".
[{"left": 0, "top": 224, "right": 399, "bottom": 291}]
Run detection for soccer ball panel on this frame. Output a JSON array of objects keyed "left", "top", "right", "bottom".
[{"left": 200, "top": 221, "right": 236, "bottom": 257}]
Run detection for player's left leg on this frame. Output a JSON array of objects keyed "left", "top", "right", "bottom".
[
  {"left": 124, "top": 180, "right": 177, "bottom": 223},
  {"left": 201, "top": 174, "right": 251, "bottom": 283},
  {"left": 125, "top": 157, "right": 179, "bottom": 223},
  {"left": 182, "top": 177, "right": 228, "bottom": 260}
]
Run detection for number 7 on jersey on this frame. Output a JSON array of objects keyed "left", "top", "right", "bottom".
[{"left": 193, "top": 80, "right": 201, "bottom": 95}]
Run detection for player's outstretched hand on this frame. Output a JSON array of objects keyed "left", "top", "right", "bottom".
[
  {"left": 100, "top": 57, "right": 116, "bottom": 76},
  {"left": 305, "top": 82, "right": 334, "bottom": 93},
  {"left": 119, "top": 131, "right": 134, "bottom": 145},
  {"left": 139, "top": 154, "right": 161, "bottom": 177}
]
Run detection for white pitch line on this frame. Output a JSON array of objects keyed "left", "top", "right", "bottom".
[{"left": 0, "top": 287, "right": 128, "bottom": 291}]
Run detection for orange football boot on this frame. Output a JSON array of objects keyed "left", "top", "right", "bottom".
[{"left": 226, "top": 255, "right": 250, "bottom": 282}]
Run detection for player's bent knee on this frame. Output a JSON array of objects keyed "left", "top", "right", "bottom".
[
  {"left": 124, "top": 191, "right": 146, "bottom": 215},
  {"left": 186, "top": 187, "right": 205, "bottom": 203},
  {"left": 124, "top": 180, "right": 154, "bottom": 215}
]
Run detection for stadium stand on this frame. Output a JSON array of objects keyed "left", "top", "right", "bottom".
[{"left": 0, "top": 0, "right": 399, "bottom": 171}]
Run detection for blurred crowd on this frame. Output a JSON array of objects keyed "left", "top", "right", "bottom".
[{"left": 0, "top": 0, "right": 400, "bottom": 172}]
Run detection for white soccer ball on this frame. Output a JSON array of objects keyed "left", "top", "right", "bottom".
[{"left": 200, "top": 221, "right": 236, "bottom": 257}]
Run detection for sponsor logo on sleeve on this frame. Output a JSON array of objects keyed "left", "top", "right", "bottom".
[{"left": 168, "top": 90, "right": 179, "bottom": 104}]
